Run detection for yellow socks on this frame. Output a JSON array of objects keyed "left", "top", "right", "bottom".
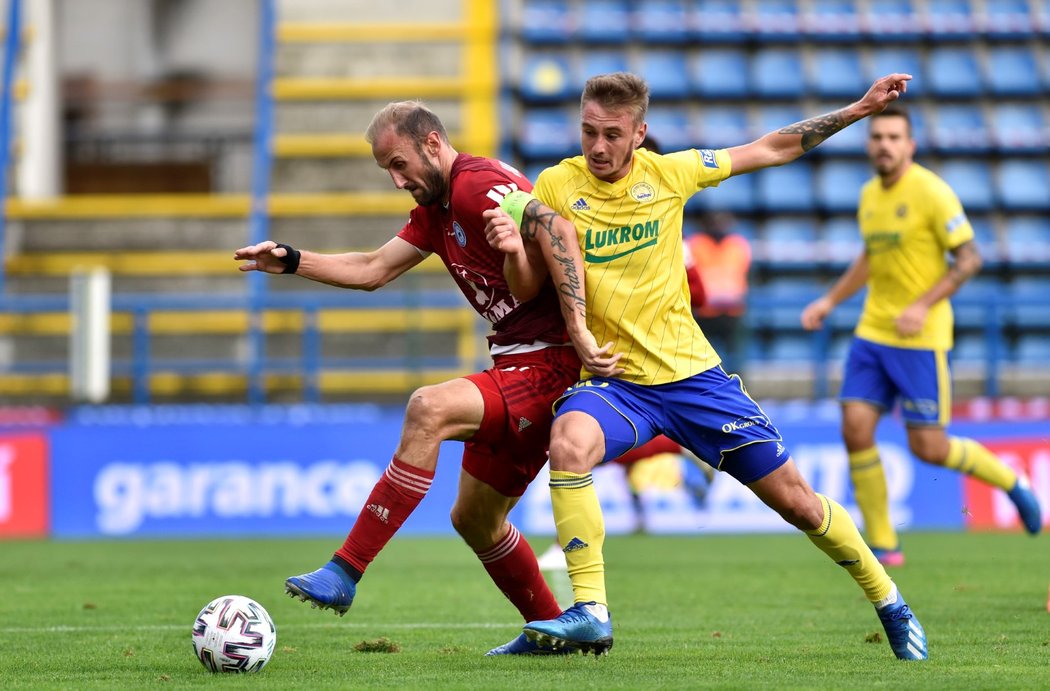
[
  {"left": 549, "top": 470, "right": 607, "bottom": 606},
  {"left": 848, "top": 447, "right": 898, "bottom": 550},
  {"left": 944, "top": 437, "right": 1017, "bottom": 491},
  {"left": 806, "top": 493, "right": 894, "bottom": 604}
]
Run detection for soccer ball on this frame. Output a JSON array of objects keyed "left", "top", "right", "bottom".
[{"left": 191, "top": 595, "right": 276, "bottom": 673}]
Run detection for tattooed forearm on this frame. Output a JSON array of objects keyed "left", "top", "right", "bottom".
[
  {"left": 779, "top": 110, "right": 853, "bottom": 151},
  {"left": 554, "top": 254, "right": 586, "bottom": 313},
  {"left": 947, "top": 240, "right": 982, "bottom": 286},
  {"left": 521, "top": 201, "right": 586, "bottom": 317}
]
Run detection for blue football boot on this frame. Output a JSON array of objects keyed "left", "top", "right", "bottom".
[
  {"left": 876, "top": 594, "right": 927, "bottom": 660},
  {"left": 1007, "top": 476, "right": 1042, "bottom": 535},
  {"left": 485, "top": 633, "right": 574, "bottom": 656},
  {"left": 285, "top": 561, "right": 356, "bottom": 616},
  {"left": 523, "top": 602, "right": 613, "bottom": 656}
]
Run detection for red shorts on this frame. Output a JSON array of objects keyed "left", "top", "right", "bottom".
[{"left": 462, "top": 345, "right": 581, "bottom": 497}]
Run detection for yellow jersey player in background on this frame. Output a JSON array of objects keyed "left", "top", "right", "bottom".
[
  {"left": 801, "top": 105, "right": 1042, "bottom": 567},
  {"left": 484, "top": 71, "right": 928, "bottom": 661}
]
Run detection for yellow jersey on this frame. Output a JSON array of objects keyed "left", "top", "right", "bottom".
[
  {"left": 534, "top": 147, "right": 732, "bottom": 384},
  {"left": 856, "top": 163, "right": 973, "bottom": 350}
]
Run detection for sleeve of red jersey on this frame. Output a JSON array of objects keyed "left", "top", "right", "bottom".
[{"left": 395, "top": 207, "right": 435, "bottom": 253}]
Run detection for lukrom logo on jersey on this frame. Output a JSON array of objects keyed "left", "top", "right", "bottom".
[{"left": 583, "top": 219, "right": 659, "bottom": 262}]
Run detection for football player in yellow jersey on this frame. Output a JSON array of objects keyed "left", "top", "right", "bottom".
[
  {"left": 801, "top": 105, "right": 1042, "bottom": 568},
  {"left": 484, "top": 72, "right": 928, "bottom": 661}
]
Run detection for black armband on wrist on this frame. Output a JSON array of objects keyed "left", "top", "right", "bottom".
[{"left": 275, "top": 243, "right": 301, "bottom": 274}]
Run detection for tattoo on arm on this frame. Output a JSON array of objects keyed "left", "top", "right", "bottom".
[
  {"left": 947, "top": 240, "right": 980, "bottom": 286},
  {"left": 521, "top": 201, "right": 586, "bottom": 318},
  {"left": 779, "top": 110, "right": 852, "bottom": 152}
]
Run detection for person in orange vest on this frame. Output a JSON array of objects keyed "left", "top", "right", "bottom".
[{"left": 687, "top": 211, "right": 751, "bottom": 374}]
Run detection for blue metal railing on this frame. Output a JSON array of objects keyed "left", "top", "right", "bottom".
[
  {"left": 246, "top": 0, "right": 278, "bottom": 404},
  {"left": 0, "top": 0, "right": 23, "bottom": 294},
  {"left": 0, "top": 290, "right": 1040, "bottom": 403}
]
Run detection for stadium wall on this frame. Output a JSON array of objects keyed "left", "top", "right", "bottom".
[{"left": 0, "top": 405, "right": 1046, "bottom": 540}]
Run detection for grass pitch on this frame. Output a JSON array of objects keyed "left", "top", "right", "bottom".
[{"left": 2, "top": 531, "right": 1048, "bottom": 689}]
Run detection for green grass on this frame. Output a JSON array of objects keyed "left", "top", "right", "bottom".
[{"left": 2, "top": 532, "right": 1048, "bottom": 689}]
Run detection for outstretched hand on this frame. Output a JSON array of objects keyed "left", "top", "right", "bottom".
[
  {"left": 483, "top": 208, "right": 525, "bottom": 255},
  {"left": 860, "top": 73, "right": 912, "bottom": 115},
  {"left": 233, "top": 241, "right": 292, "bottom": 274}
]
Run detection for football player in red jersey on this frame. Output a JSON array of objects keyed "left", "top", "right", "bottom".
[{"left": 234, "top": 101, "right": 616, "bottom": 655}]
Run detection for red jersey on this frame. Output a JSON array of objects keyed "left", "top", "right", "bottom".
[{"left": 397, "top": 154, "right": 570, "bottom": 349}]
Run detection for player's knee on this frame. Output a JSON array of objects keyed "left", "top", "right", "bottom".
[
  {"left": 908, "top": 435, "right": 948, "bottom": 464},
  {"left": 547, "top": 432, "right": 594, "bottom": 473},
  {"left": 404, "top": 385, "right": 452, "bottom": 438},
  {"left": 841, "top": 422, "right": 875, "bottom": 451}
]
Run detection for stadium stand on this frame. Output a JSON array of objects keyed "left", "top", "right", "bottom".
[
  {"left": 3, "top": 0, "right": 1048, "bottom": 404},
  {"left": 506, "top": 0, "right": 1050, "bottom": 399}
]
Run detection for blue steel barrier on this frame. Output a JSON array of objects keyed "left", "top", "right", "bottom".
[
  {"left": 0, "top": 0, "right": 23, "bottom": 294},
  {"left": 0, "top": 290, "right": 1039, "bottom": 402}
]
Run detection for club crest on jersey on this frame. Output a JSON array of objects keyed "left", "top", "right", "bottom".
[
  {"left": 630, "top": 182, "right": 655, "bottom": 202},
  {"left": 452, "top": 221, "right": 467, "bottom": 247}
]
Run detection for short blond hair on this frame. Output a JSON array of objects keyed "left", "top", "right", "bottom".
[{"left": 581, "top": 72, "right": 649, "bottom": 126}]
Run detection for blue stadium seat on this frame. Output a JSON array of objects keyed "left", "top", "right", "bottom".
[
  {"left": 951, "top": 333, "right": 989, "bottom": 363},
  {"left": 751, "top": 48, "right": 804, "bottom": 99},
  {"left": 953, "top": 275, "right": 999, "bottom": 329},
  {"left": 997, "top": 160, "right": 1050, "bottom": 211},
  {"left": 1009, "top": 278, "right": 1050, "bottom": 328},
  {"left": 863, "top": 0, "right": 924, "bottom": 42},
  {"left": 575, "top": 51, "right": 629, "bottom": 90},
  {"left": 990, "top": 103, "right": 1048, "bottom": 153},
  {"left": 867, "top": 47, "right": 925, "bottom": 99},
  {"left": 519, "top": 54, "right": 573, "bottom": 103},
  {"left": 767, "top": 335, "right": 818, "bottom": 362},
  {"left": 803, "top": 0, "right": 863, "bottom": 42},
  {"left": 968, "top": 216, "right": 1002, "bottom": 268},
  {"left": 685, "top": 173, "right": 754, "bottom": 214},
  {"left": 1003, "top": 216, "right": 1050, "bottom": 265},
  {"left": 829, "top": 333, "right": 854, "bottom": 361},
  {"left": 755, "top": 105, "right": 803, "bottom": 141},
  {"left": 985, "top": 47, "right": 1042, "bottom": 96},
  {"left": 645, "top": 106, "right": 695, "bottom": 151},
  {"left": 755, "top": 162, "right": 816, "bottom": 212},
  {"left": 695, "top": 106, "right": 750, "bottom": 149},
  {"left": 808, "top": 48, "right": 867, "bottom": 98},
  {"left": 694, "top": 0, "right": 749, "bottom": 43},
  {"left": 928, "top": 104, "right": 991, "bottom": 154},
  {"left": 936, "top": 160, "right": 996, "bottom": 212},
  {"left": 926, "top": 48, "right": 985, "bottom": 98},
  {"left": 979, "top": 0, "right": 1035, "bottom": 39},
  {"left": 822, "top": 216, "right": 863, "bottom": 266},
  {"left": 752, "top": 278, "right": 825, "bottom": 330},
  {"left": 520, "top": 0, "right": 573, "bottom": 44},
  {"left": 519, "top": 109, "right": 577, "bottom": 160},
  {"left": 576, "top": 0, "right": 630, "bottom": 44},
  {"left": 632, "top": 0, "right": 691, "bottom": 43},
  {"left": 924, "top": 0, "right": 977, "bottom": 41},
  {"left": 637, "top": 51, "right": 691, "bottom": 99},
  {"left": 751, "top": 0, "right": 803, "bottom": 43},
  {"left": 758, "top": 218, "right": 821, "bottom": 269},
  {"left": 691, "top": 49, "right": 751, "bottom": 99},
  {"left": 816, "top": 161, "right": 871, "bottom": 213},
  {"left": 1013, "top": 334, "right": 1050, "bottom": 365}
]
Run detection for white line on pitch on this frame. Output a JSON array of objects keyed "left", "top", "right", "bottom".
[{"left": 0, "top": 621, "right": 511, "bottom": 635}]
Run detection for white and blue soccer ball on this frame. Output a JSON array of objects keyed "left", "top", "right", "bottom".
[{"left": 192, "top": 595, "right": 276, "bottom": 673}]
